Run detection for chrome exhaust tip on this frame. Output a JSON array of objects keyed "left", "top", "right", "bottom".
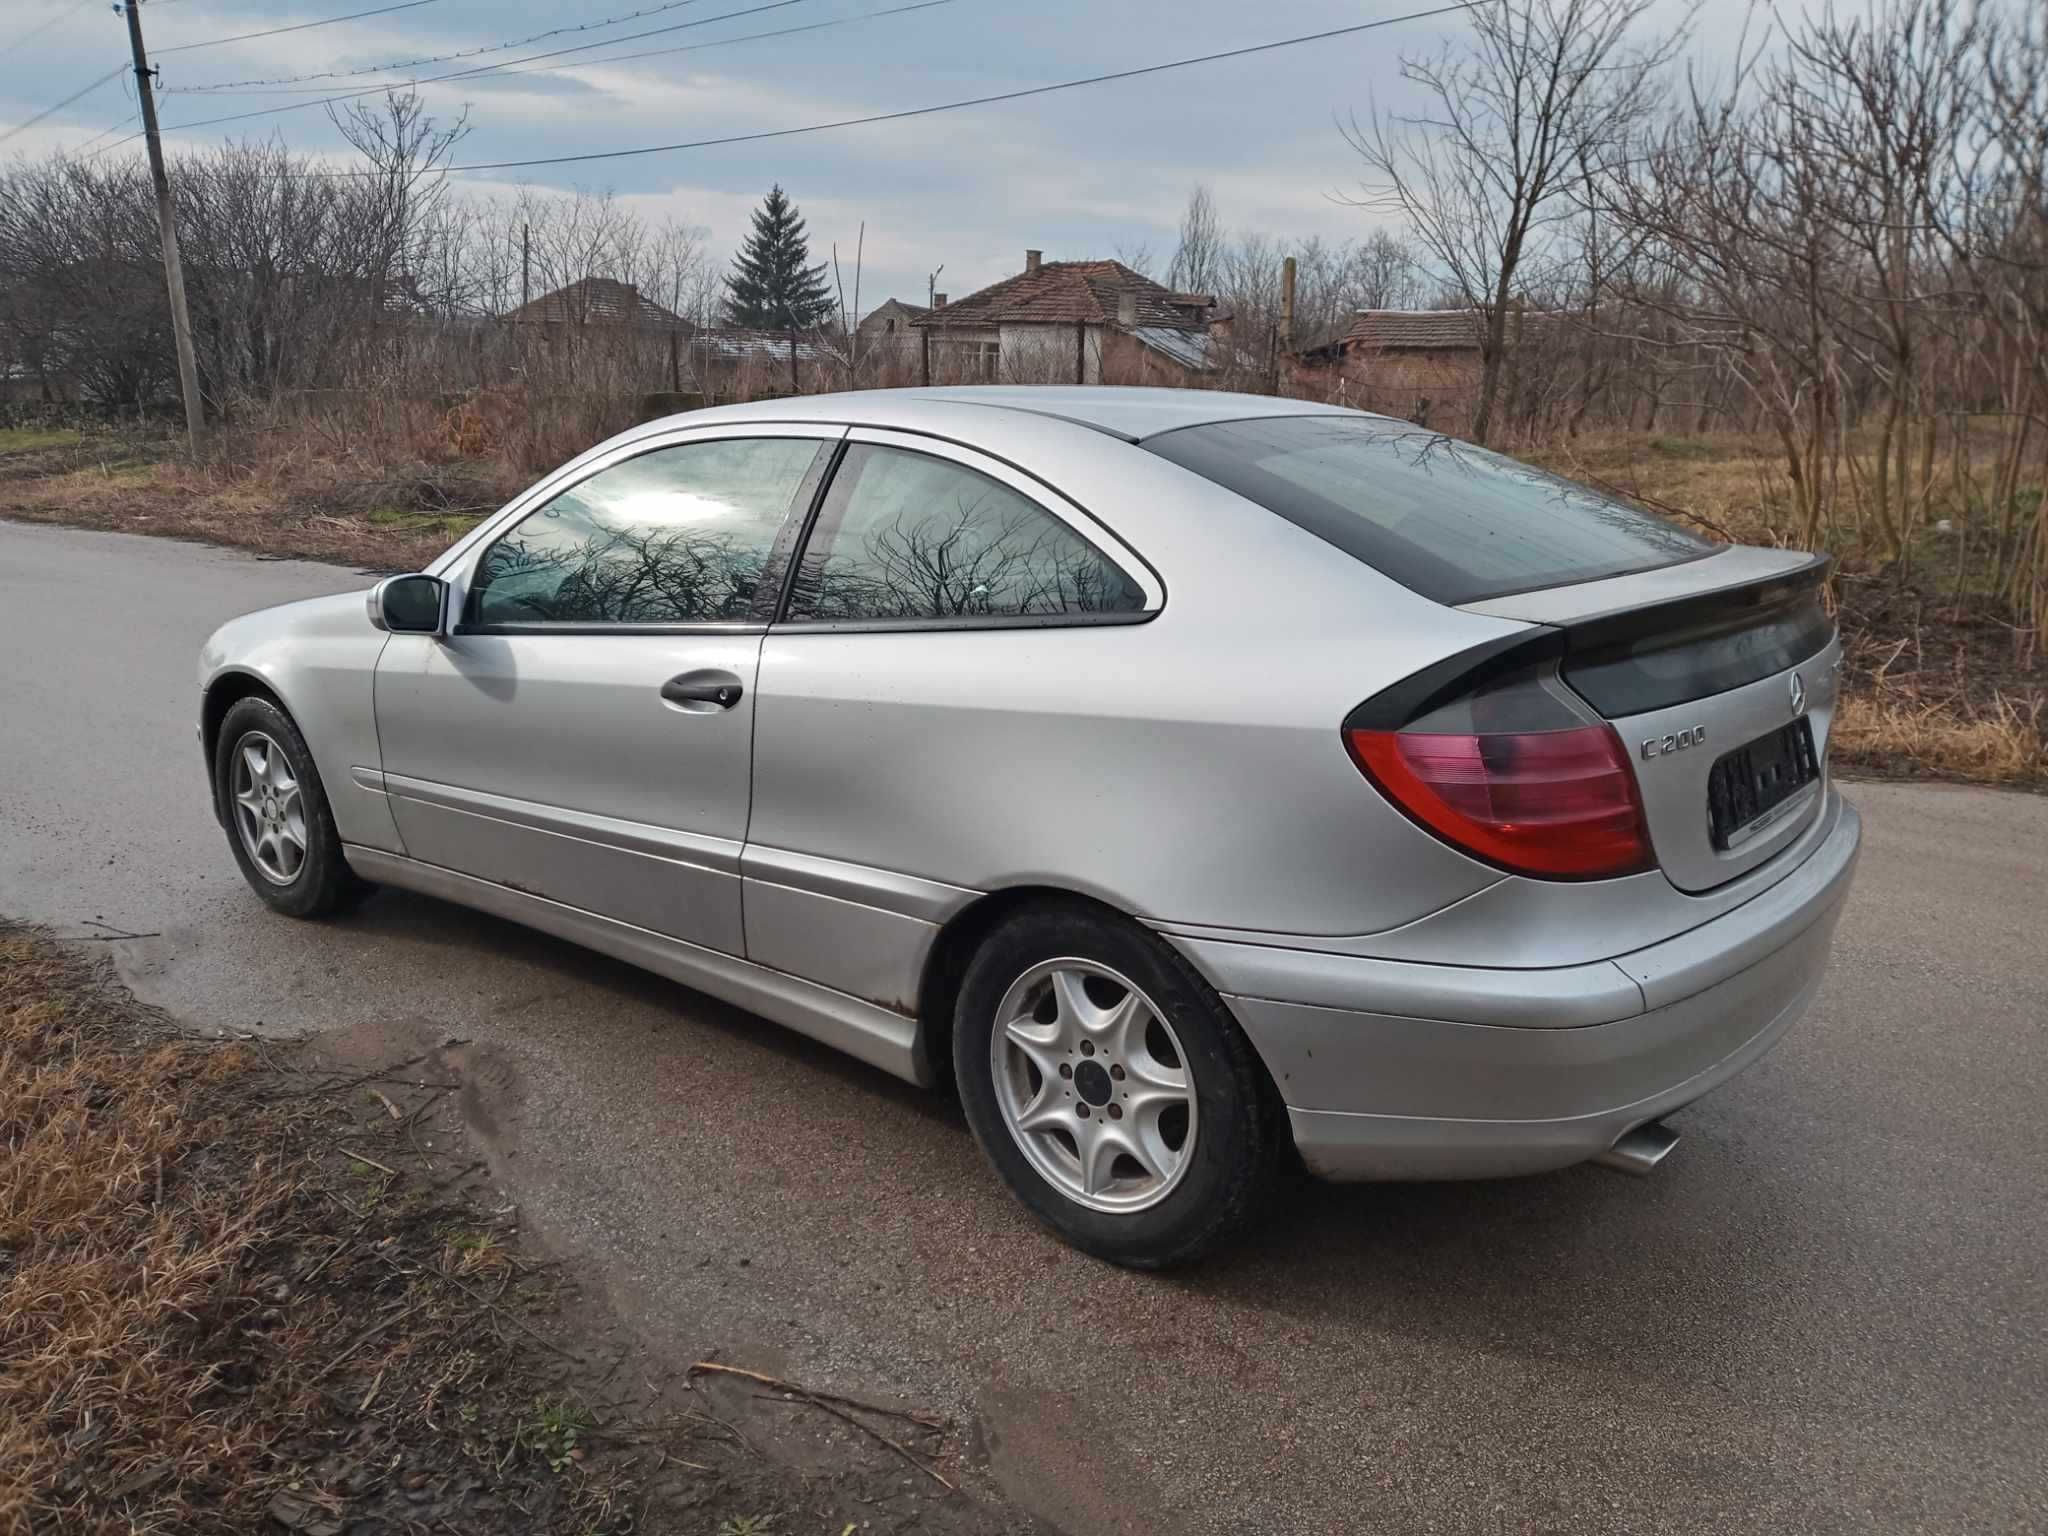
[{"left": 1593, "top": 1120, "right": 1680, "bottom": 1176}]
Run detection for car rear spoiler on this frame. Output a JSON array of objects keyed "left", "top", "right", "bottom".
[{"left": 1351, "top": 552, "right": 1834, "bottom": 729}]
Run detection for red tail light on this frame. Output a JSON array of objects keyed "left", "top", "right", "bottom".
[{"left": 1346, "top": 724, "right": 1654, "bottom": 880}]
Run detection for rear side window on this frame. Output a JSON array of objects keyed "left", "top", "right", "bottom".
[
  {"left": 784, "top": 444, "right": 1146, "bottom": 623},
  {"left": 1143, "top": 416, "right": 1713, "bottom": 604}
]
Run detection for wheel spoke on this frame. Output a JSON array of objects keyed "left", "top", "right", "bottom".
[
  {"left": 1104, "top": 1121, "right": 1166, "bottom": 1183},
  {"left": 1098, "top": 990, "right": 1148, "bottom": 1059},
  {"left": 1002, "top": 1014, "right": 1067, "bottom": 1077},
  {"left": 1013, "top": 1078, "right": 1069, "bottom": 1135},
  {"left": 241, "top": 742, "right": 266, "bottom": 787},
  {"left": 1076, "top": 1119, "right": 1120, "bottom": 1197},
  {"left": 1049, "top": 969, "right": 1096, "bottom": 1032}
]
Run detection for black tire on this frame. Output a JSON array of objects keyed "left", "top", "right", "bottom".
[
  {"left": 953, "top": 901, "right": 1283, "bottom": 1268},
  {"left": 213, "top": 695, "right": 366, "bottom": 919}
]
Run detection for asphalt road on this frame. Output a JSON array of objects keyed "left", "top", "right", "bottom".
[{"left": 4, "top": 518, "right": 2045, "bottom": 1535}]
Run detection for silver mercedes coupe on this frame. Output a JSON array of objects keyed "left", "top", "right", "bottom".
[{"left": 198, "top": 387, "right": 1861, "bottom": 1266}]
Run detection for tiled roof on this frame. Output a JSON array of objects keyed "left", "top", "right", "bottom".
[
  {"left": 914, "top": 261, "right": 1209, "bottom": 330},
  {"left": 689, "top": 326, "right": 827, "bottom": 362},
  {"left": 506, "top": 277, "right": 689, "bottom": 329},
  {"left": 1338, "top": 309, "right": 1483, "bottom": 351},
  {"left": 857, "top": 298, "right": 930, "bottom": 328}
]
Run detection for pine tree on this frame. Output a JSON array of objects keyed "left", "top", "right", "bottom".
[{"left": 724, "top": 185, "right": 835, "bottom": 329}]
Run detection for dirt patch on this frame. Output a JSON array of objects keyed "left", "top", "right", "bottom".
[{"left": 0, "top": 925, "right": 1041, "bottom": 1536}]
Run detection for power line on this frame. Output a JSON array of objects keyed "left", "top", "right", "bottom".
[
  {"left": 183, "top": 0, "right": 955, "bottom": 97},
  {"left": 156, "top": 0, "right": 445, "bottom": 56},
  {"left": 178, "top": 0, "right": 731, "bottom": 92},
  {"left": 326, "top": 0, "right": 1487, "bottom": 177},
  {"left": 16, "top": 0, "right": 101, "bottom": 52},
  {"left": 73, "top": 110, "right": 141, "bottom": 155},
  {"left": 102, "top": 0, "right": 813, "bottom": 147},
  {"left": 0, "top": 63, "right": 128, "bottom": 149}
]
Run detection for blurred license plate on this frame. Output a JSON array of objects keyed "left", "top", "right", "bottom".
[{"left": 1707, "top": 718, "right": 1820, "bottom": 849}]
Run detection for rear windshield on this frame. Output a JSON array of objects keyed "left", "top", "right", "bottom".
[{"left": 1142, "top": 415, "right": 1715, "bottom": 604}]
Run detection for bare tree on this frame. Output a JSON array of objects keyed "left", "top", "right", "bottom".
[
  {"left": 1342, "top": 0, "right": 1690, "bottom": 442},
  {"left": 1166, "top": 183, "right": 1225, "bottom": 295}
]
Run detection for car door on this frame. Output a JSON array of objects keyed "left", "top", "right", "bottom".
[
  {"left": 745, "top": 429, "right": 1161, "bottom": 1006},
  {"left": 373, "top": 425, "right": 837, "bottom": 956}
]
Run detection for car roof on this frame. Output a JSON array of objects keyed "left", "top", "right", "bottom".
[{"left": 664, "top": 386, "right": 1367, "bottom": 443}]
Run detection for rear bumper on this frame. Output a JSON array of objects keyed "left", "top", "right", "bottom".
[{"left": 1174, "top": 792, "right": 1862, "bottom": 1181}]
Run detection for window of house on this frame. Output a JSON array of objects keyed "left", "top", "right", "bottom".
[
  {"left": 467, "top": 437, "right": 826, "bottom": 626},
  {"left": 784, "top": 445, "right": 1146, "bottom": 623}
]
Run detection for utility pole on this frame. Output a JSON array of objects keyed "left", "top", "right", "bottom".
[
  {"left": 122, "top": 0, "right": 203, "bottom": 453},
  {"left": 521, "top": 222, "right": 531, "bottom": 310},
  {"left": 1277, "top": 255, "right": 1296, "bottom": 396},
  {"left": 923, "top": 264, "right": 942, "bottom": 387}
]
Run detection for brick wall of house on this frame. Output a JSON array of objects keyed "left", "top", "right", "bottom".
[{"left": 1288, "top": 346, "right": 1482, "bottom": 427}]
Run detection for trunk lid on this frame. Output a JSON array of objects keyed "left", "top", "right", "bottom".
[{"left": 1462, "top": 547, "right": 1839, "bottom": 893}]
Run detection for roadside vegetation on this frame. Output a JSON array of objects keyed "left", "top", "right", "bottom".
[
  {"left": 0, "top": 924, "right": 1004, "bottom": 1536},
  {"left": 0, "top": 0, "right": 2041, "bottom": 783},
  {"left": 4, "top": 409, "right": 2040, "bottom": 787}
]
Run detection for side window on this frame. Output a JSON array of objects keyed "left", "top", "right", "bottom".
[
  {"left": 468, "top": 437, "right": 824, "bottom": 626},
  {"left": 785, "top": 444, "right": 1146, "bottom": 623}
]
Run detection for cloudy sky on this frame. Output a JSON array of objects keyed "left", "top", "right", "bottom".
[{"left": 3, "top": 0, "right": 1724, "bottom": 311}]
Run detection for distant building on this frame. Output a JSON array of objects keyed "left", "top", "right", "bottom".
[
  {"left": 1287, "top": 309, "right": 1485, "bottom": 423},
  {"left": 504, "top": 277, "right": 692, "bottom": 331},
  {"left": 910, "top": 251, "right": 1250, "bottom": 385}
]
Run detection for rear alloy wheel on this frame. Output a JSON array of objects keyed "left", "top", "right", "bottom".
[
  {"left": 990, "top": 959, "right": 1198, "bottom": 1213},
  {"left": 213, "top": 695, "right": 365, "bottom": 919},
  {"left": 955, "top": 904, "right": 1281, "bottom": 1268}
]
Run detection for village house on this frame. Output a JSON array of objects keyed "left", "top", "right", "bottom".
[
  {"left": 1287, "top": 308, "right": 1485, "bottom": 425},
  {"left": 503, "top": 276, "right": 692, "bottom": 332},
  {"left": 910, "top": 251, "right": 1248, "bottom": 386}
]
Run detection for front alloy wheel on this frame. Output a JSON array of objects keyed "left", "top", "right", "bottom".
[
  {"left": 229, "top": 730, "right": 308, "bottom": 885},
  {"left": 212, "top": 693, "right": 364, "bottom": 919}
]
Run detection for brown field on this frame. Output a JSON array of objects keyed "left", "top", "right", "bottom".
[{"left": 3, "top": 413, "right": 2041, "bottom": 788}]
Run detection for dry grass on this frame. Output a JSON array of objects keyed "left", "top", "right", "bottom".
[
  {"left": 1833, "top": 686, "right": 2047, "bottom": 782},
  {"left": 1520, "top": 429, "right": 1799, "bottom": 547},
  {"left": 0, "top": 925, "right": 992, "bottom": 1536},
  {"left": 0, "top": 929, "right": 301, "bottom": 1535},
  {"left": 0, "top": 928, "right": 650, "bottom": 1535}
]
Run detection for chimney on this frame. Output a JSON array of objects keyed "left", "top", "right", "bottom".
[
  {"left": 1024, "top": 249, "right": 1042, "bottom": 274},
  {"left": 1117, "top": 290, "right": 1137, "bottom": 328},
  {"left": 932, "top": 292, "right": 947, "bottom": 309}
]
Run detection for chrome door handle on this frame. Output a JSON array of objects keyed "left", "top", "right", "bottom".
[{"left": 660, "top": 673, "right": 744, "bottom": 709}]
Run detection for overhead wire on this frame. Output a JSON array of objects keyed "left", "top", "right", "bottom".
[
  {"left": 180, "top": 0, "right": 955, "bottom": 97},
  {"left": 155, "top": 0, "right": 444, "bottom": 55},
  {"left": 176, "top": 0, "right": 736, "bottom": 92},
  {"left": 92, "top": 0, "right": 815, "bottom": 151},
  {"left": 339, "top": 0, "right": 1490, "bottom": 177},
  {"left": 0, "top": 63, "right": 129, "bottom": 149},
  {"left": 15, "top": 0, "right": 102, "bottom": 52}
]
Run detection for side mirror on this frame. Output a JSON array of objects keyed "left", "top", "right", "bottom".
[{"left": 367, "top": 574, "right": 448, "bottom": 635}]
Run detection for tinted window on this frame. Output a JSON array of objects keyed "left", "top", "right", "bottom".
[
  {"left": 785, "top": 444, "right": 1146, "bottom": 622},
  {"left": 468, "top": 437, "right": 823, "bottom": 625},
  {"left": 1143, "top": 416, "right": 1713, "bottom": 604}
]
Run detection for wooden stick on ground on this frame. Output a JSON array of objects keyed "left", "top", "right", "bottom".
[{"left": 686, "top": 1361, "right": 944, "bottom": 1428}]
